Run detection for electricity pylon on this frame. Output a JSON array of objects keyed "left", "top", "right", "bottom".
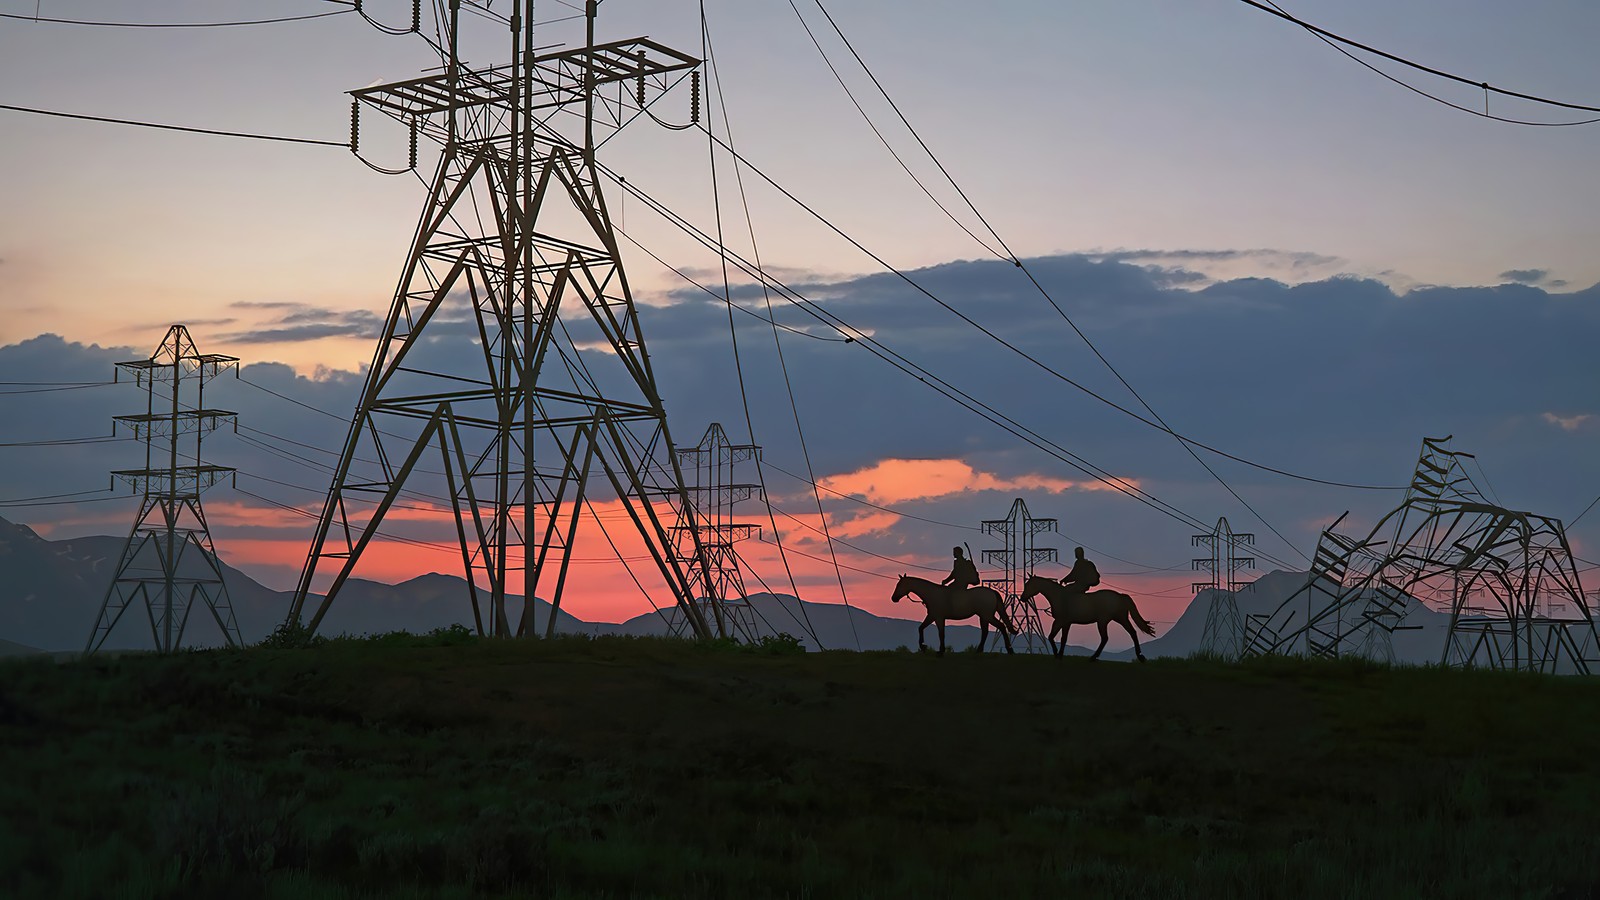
[
  {"left": 1243, "top": 437, "right": 1598, "bottom": 673},
  {"left": 981, "top": 498, "right": 1057, "bottom": 653},
  {"left": 1192, "top": 516, "right": 1255, "bottom": 659},
  {"left": 667, "top": 423, "right": 762, "bottom": 640},
  {"left": 87, "top": 325, "right": 241, "bottom": 654},
  {"left": 287, "top": 2, "right": 723, "bottom": 637}
]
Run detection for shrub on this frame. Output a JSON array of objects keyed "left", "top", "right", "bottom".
[
  {"left": 257, "top": 619, "right": 327, "bottom": 650},
  {"left": 750, "top": 632, "right": 807, "bottom": 656}
]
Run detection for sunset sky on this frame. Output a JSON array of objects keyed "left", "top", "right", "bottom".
[{"left": 1, "top": 1, "right": 1596, "bottom": 636}]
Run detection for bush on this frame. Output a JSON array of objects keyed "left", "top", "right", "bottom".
[
  {"left": 750, "top": 632, "right": 807, "bottom": 656},
  {"left": 257, "top": 619, "right": 327, "bottom": 650},
  {"left": 703, "top": 632, "right": 807, "bottom": 656}
]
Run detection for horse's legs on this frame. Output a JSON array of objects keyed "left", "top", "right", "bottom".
[
  {"left": 1055, "top": 623, "right": 1069, "bottom": 658},
  {"left": 1092, "top": 621, "right": 1110, "bottom": 659},
  {"left": 996, "top": 613, "right": 1015, "bottom": 655},
  {"left": 977, "top": 618, "right": 989, "bottom": 654},
  {"left": 918, "top": 616, "right": 931, "bottom": 652},
  {"left": 936, "top": 620, "right": 947, "bottom": 657},
  {"left": 1118, "top": 614, "right": 1148, "bottom": 662}
]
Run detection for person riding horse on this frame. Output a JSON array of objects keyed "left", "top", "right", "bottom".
[
  {"left": 940, "top": 546, "right": 981, "bottom": 591},
  {"left": 1060, "top": 546, "right": 1100, "bottom": 597}
]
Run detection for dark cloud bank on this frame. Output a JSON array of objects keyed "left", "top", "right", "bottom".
[{"left": 2, "top": 252, "right": 1595, "bottom": 585}]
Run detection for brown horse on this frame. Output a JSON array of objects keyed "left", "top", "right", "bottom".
[
  {"left": 891, "top": 575, "right": 1016, "bottom": 656},
  {"left": 1021, "top": 574, "right": 1156, "bottom": 661}
]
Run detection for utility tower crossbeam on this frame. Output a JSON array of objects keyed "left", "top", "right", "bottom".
[
  {"left": 87, "top": 325, "right": 241, "bottom": 654},
  {"left": 287, "top": 2, "right": 721, "bottom": 638},
  {"left": 981, "top": 498, "right": 1058, "bottom": 653}
]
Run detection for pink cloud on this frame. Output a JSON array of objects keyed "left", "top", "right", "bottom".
[
  {"left": 817, "top": 457, "right": 1136, "bottom": 505},
  {"left": 1543, "top": 412, "right": 1592, "bottom": 432}
]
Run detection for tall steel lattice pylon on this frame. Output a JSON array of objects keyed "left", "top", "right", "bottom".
[
  {"left": 287, "top": 2, "right": 723, "bottom": 638},
  {"left": 981, "top": 498, "right": 1058, "bottom": 653},
  {"left": 1191, "top": 516, "right": 1255, "bottom": 659},
  {"left": 667, "top": 423, "right": 762, "bottom": 640},
  {"left": 87, "top": 325, "right": 242, "bottom": 654}
]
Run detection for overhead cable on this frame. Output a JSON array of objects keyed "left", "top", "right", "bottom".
[
  {"left": 701, "top": 1, "right": 856, "bottom": 648},
  {"left": 0, "top": 9, "right": 350, "bottom": 28},
  {"left": 787, "top": 2, "right": 1337, "bottom": 561},
  {"left": 698, "top": 128, "right": 1395, "bottom": 496},
  {"left": 0, "top": 102, "right": 349, "bottom": 147},
  {"left": 1238, "top": 0, "right": 1600, "bottom": 124}
]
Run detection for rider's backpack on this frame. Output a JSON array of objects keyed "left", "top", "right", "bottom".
[{"left": 956, "top": 557, "right": 979, "bottom": 585}]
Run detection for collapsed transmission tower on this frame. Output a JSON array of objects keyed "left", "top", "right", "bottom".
[
  {"left": 666, "top": 423, "right": 762, "bottom": 639},
  {"left": 981, "top": 498, "right": 1058, "bottom": 653},
  {"left": 1243, "top": 436, "right": 1598, "bottom": 673},
  {"left": 87, "top": 325, "right": 241, "bottom": 654},
  {"left": 287, "top": 2, "right": 721, "bottom": 637},
  {"left": 1192, "top": 517, "right": 1255, "bottom": 658}
]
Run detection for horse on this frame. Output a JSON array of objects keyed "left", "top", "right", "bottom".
[
  {"left": 891, "top": 575, "right": 1016, "bottom": 656},
  {"left": 1021, "top": 574, "right": 1156, "bottom": 661}
]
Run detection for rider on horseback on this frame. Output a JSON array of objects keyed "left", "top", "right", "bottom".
[
  {"left": 1060, "top": 546, "right": 1100, "bottom": 597},
  {"left": 940, "top": 546, "right": 981, "bottom": 591}
]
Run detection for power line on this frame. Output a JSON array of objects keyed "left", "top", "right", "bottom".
[
  {"left": 614, "top": 224, "right": 848, "bottom": 342},
  {"left": 1570, "top": 494, "right": 1600, "bottom": 529},
  {"left": 784, "top": 0, "right": 1003, "bottom": 259},
  {"left": 0, "top": 379, "right": 114, "bottom": 386},
  {"left": 782, "top": 2, "right": 1368, "bottom": 563},
  {"left": 0, "top": 381, "right": 116, "bottom": 395},
  {"left": 0, "top": 9, "right": 350, "bottom": 28},
  {"left": 239, "top": 371, "right": 1195, "bottom": 576},
  {"left": 0, "top": 487, "right": 114, "bottom": 506},
  {"left": 1239, "top": 0, "right": 1600, "bottom": 126},
  {"left": 610, "top": 169, "right": 1258, "bottom": 549},
  {"left": 697, "top": 128, "right": 1397, "bottom": 495},
  {"left": 701, "top": 1, "right": 858, "bottom": 649},
  {"left": 0, "top": 102, "right": 349, "bottom": 147},
  {"left": 0, "top": 434, "right": 127, "bottom": 447}
]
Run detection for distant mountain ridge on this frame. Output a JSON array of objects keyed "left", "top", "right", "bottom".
[
  {"left": 0, "top": 517, "right": 1001, "bottom": 653},
  {"left": 23, "top": 516, "right": 1471, "bottom": 661}
]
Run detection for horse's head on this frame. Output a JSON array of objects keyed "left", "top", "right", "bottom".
[
  {"left": 1020, "top": 574, "right": 1051, "bottom": 601},
  {"left": 891, "top": 574, "right": 912, "bottom": 603}
]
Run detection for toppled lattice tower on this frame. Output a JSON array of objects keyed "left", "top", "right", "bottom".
[{"left": 1243, "top": 436, "right": 1598, "bottom": 673}]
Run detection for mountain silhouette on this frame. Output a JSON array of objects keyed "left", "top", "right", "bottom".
[{"left": 0, "top": 517, "right": 1002, "bottom": 653}]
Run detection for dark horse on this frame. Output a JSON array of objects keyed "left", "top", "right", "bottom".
[
  {"left": 890, "top": 575, "right": 1016, "bottom": 656},
  {"left": 1021, "top": 574, "right": 1157, "bottom": 661}
]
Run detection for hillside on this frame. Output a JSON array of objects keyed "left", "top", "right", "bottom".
[
  {"left": 0, "top": 516, "right": 999, "bottom": 653},
  {"left": 3, "top": 637, "right": 1598, "bottom": 899}
]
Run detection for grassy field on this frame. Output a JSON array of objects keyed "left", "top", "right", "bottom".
[{"left": 2, "top": 632, "right": 1599, "bottom": 899}]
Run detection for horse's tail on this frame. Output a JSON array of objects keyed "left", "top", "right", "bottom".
[{"left": 1126, "top": 595, "right": 1157, "bottom": 636}]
